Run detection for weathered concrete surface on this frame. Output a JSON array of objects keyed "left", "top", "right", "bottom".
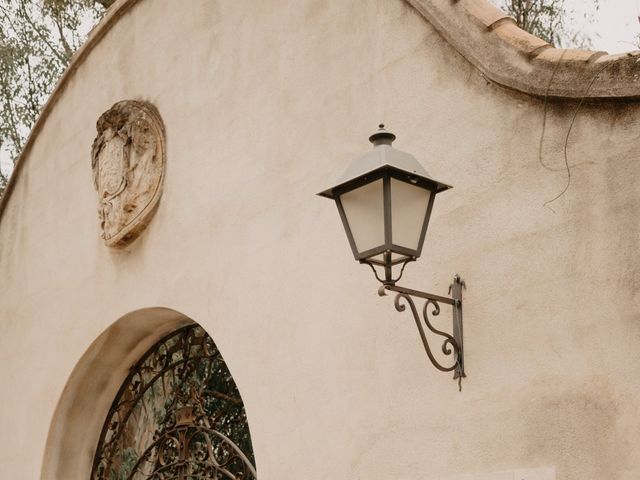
[{"left": 0, "top": 0, "right": 639, "bottom": 479}]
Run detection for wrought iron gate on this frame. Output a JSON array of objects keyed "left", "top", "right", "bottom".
[{"left": 91, "top": 324, "right": 256, "bottom": 480}]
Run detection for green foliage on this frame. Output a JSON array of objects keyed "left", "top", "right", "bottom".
[
  {"left": 0, "top": 0, "right": 108, "bottom": 198},
  {"left": 499, "top": 0, "right": 599, "bottom": 48}
]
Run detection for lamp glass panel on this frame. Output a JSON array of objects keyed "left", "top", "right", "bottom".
[
  {"left": 339, "top": 179, "right": 385, "bottom": 254},
  {"left": 390, "top": 178, "right": 431, "bottom": 251}
]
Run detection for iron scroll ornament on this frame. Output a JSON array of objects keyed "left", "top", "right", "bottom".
[
  {"left": 378, "top": 275, "right": 466, "bottom": 390},
  {"left": 90, "top": 325, "right": 256, "bottom": 480}
]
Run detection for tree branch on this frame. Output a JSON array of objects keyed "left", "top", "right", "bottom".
[
  {"left": 95, "top": 0, "right": 116, "bottom": 7},
  {"left": 203, "top": 390, "right": 243, "bottom": 405},
  {"left": 0, "top": 80, "right": 25, "bottom": 158},
  {"left": 52, "top": 13, "right": 73, "bottom": 60},
  {"left": 18, "top": 3, "right": 68, "bottom": 65}
]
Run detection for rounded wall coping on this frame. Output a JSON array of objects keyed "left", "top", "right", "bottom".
[
  {"left": 407, "top": 0, "right": 640, "bottom": 99},
  {"left": 1, "top": 0, "right": 639, "bottom": 223}
]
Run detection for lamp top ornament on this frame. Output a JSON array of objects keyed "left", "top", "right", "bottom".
[{"left": 318, "top": 124, "right": 451, "bottom": 199}]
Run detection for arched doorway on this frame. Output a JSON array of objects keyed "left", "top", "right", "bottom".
[{"left": 90, "top": 324, "right": 256, "bottom": 480}]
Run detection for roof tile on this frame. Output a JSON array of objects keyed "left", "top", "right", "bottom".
[{"left": 492, "top": 21, "right": 549, "bottom": 56}]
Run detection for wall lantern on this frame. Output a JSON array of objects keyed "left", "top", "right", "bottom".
[{"left": 318, "top": 125, "right": 465, "bottom": 389}]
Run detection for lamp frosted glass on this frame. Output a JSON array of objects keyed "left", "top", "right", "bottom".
[
  {"left": 339, "top": 178, "right": 384, "bottom": 254},
  {"left": 391, "top": 178, "right": 431, "bottom": 251}
]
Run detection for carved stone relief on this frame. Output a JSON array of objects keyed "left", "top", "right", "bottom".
[{"left": 91, "top": 100, "right": 165, "bottom": 248}]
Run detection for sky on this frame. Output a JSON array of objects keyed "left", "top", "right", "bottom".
[{"left": 565, "top": 0, "right": 640, "bottom": 53}]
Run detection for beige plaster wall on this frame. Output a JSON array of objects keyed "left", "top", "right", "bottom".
[{"left": 1, "top": 0, "right": 639, "bottom": 479}]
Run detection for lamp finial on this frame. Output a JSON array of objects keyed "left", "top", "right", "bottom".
[{"left": 369, "top": 124, "right": 396, "bottom": 146}]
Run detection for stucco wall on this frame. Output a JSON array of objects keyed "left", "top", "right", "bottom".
[{"left": 1, "top": 0, "right": 639, "bottom": 479}]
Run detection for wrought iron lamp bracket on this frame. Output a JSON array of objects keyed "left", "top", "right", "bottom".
[
  {"left": 362, "top": 257, "right": 415, "bottom": 285},
  {"left": 378, "top": 275, "right": 466, "bottom": 390}
]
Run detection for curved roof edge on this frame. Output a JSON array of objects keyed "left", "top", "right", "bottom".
[
  {"left": 1, "top": 0, "right": 639, "bottom": 221},
  {"left": 407, "top": 0, "right": 640, "bottom": 100}
]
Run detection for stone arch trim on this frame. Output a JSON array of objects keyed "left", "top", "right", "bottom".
[
  {"left": 2, "top": 0, "right": 639, "bottom": 222},
  {"left": 41, "top": 307, "right": 193, "bottom": 479}
]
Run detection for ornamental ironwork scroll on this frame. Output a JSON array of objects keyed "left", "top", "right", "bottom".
[
  {"left": 379, "top": 275, "right": 466, "bottom": 390},
  {"left": 91, "top": 325, "right": 256, "bottom": 480}
]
